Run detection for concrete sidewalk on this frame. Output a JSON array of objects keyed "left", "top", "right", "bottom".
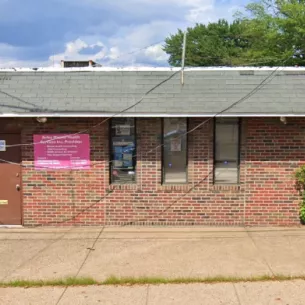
[
  {"left": 1, "top": 280, "right": 305, "bottom": 305},
  {"left": 0, "top": 226, "right": 305, "bottom": 282}
]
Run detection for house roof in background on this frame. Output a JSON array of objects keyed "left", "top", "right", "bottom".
[{"left": 0, "top": 67, "right": 304, "bottom": 117}]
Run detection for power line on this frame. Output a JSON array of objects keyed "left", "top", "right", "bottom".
[
  {"left": 0, "top": 63, "right": 284, "bottom": 159},
  {"left": 46, "top": 60, "right": 284, "bottom": 227},
  {"left": 0, "top": 63, "right": 287, "bottom": 162},
  {"left": 0, "top": 55, "right": 290, "bottom": 120},
  {"left": 98, "top": 39, "right": 165, "bottom": 64},
  {"left": 0, "top": 39, "right": 167, "bottom": 115},
  {"left": 119, "top": 65, "right": 287, "bottom": 165},
  {"left": 4, "top": 69, "right": 180, "bottom": 148},
  {"left": 55, "top": 226, "right": 105, "bottom": 305},
  {"left": 0, "top": 56, "right": 291, "bottom": 228},
  {"left": 184, "top": 55, "right": 288, "bottom": 67},
  {"left": 2, "top": 65, "right": 289, "bottom": 227},
  {"left": 123, "top": 68, "right": 288, "bottom": 225},
  {"left": 124, "top": 170, "right": 214, "bottom": 226},
  {"left": 0, "top": 89, "right": 50, "bottom": 112},
  {"left": 0, "top": 103, "right": 40, "bottom": 112},
  {"left": 0, "top": 69, "right": 183, "bottom": 227},
  {"left": 0, "top": 58, "right": 289, "bottom": 170}
]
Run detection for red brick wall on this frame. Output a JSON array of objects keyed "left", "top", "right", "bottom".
[
  {"left": 19, "top": 117, "right": 301, "bottom": 226},
  {"left": 244, "top": 118, "right": 301, "bottom": 225},
  {"left": 22, "top": 118, "right": 107, "bottom": 226}
]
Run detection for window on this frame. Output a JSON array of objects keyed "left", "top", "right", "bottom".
[
  {"left": 110, "top": 118, "right": 136, "bottom": 184},
  {"left": 214, "top": 118, "right": 240, "bottom": 184},
  {"left": 163, "top": 118, "right": 187, "bottom": 183}
]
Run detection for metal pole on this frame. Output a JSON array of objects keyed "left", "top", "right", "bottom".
[{"left": 181, "top": 31, "right": 187, "bottom": 85}]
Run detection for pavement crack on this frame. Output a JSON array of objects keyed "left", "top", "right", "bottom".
[
  {"left": 55, "top": 286, "right": 69, "bottom": 305},
  {"left": 55, "top": 226, "right": 105, "bottom": 305},
  {"left": 232, "top": 283, "right": 242, "bottom": 305},
  {"left": 245, "top": 228, "right": 275, "bottom": 277},
  {"left": 75, "top": 226, "right": 105, "bottom": 278},
  {"left": 145, "top": 284, "right": 150, "bottom": 305}
]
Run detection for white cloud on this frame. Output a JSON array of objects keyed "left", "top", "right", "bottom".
[
  {"left": 0, "top": 0, "right": 247, "bottom": 68},
  {"left": 63, "top": 0, "right": 246, "bottom": 67},
  {"left": 107, "top": 47, "right": 121, "bottom": 60},
  {"left": 101, "top": 20, "right": 183, "bottom": 66},
  {"left": 51, "top": 38, "right": 106, "bottom": 63},
  {"left": 48, "top": 19, "right": 178, "bottom": 67},
  {"left": 49, "top": 36, "right": 169, "bottom": 67},
  {"left": 145, "top": 44, "right": 169, "bottom": 62}
]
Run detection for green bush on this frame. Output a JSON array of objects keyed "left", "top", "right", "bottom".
[{"left": 294, "top": 165, "right": 305, "bottom": 224}]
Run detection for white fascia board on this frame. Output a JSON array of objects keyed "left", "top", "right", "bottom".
[
  {"left": 1, "top": 112, "right": 305, "bottom": 117},
  {"left": 1, "top": 66, "right": 305, "bottom": 72}
]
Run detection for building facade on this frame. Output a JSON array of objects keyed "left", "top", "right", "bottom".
[{"left": 0, "top": 67, "right": 304, "bottom": 226}]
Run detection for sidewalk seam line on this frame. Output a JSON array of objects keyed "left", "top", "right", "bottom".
[
  {"left": 245, "top": 228, "right": 275, "bottom": 277},
  {"left": 233, "top": 283, "right": 242, "bottom": 305},
  {"left": 75, "top": 226, "right": 105, "bottom": 278},
  {"left": 55, "top": 226, "right": 105, "bottom": 305},
  {"left": 145, "top": 284, "right": 150, "bottom": 305}
]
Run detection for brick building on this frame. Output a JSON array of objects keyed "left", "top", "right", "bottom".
[{"left": 0, "top": 67, "right": 304, "bottom": 226}]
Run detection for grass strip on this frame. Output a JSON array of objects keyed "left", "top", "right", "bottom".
[
  {"left": 1, "top": 275, "right": 305, "bottom": 288},
  {"left": 0, "top": 277, "right": 98, "bottom": 288},
  {"left": 102, "top": 275, "right": 305, "bottom": 285}
]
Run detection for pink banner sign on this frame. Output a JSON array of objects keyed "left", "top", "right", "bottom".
[{"left": 34, "top": 134, "right": 90, "bottom": 170}]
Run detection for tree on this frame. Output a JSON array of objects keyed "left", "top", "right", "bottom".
[
  {"left": 238, "top": 0, "right": 305, "bottom": 66},
  {"left": 163, "top": 20, "right": 251, "bottom": 67},
  {"left": 163, "top": 0, "right": 305, "bottom": 67}
]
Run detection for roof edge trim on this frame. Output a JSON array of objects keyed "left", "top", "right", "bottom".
[
  {"left": 1, "top": 112, "right": 305, "bottom": 118},
  {"left": 1, "top": 66, "right": 305, "bottom": 72}
]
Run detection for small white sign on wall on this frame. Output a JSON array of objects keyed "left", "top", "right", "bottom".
[
  {"left": 171, "top": 138, "right": 182, "bottom": 152},
  {"left": 0, "top": 140, "right": 6, "bottom": 152},
  {"left": 116, "top": 125, "right": 130, "bottom": 136}
]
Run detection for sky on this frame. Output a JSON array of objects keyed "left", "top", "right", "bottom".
[{"left": 0, "top": 0, "right": 250, "bottom": 68}]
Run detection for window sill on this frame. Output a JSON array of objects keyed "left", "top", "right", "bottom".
[
  {"left": 109, "top": 184, "right": 138, "bottom": 191},
  {"left": 158, "top": 184, "right": 191, "bottom": 192},
  {"left": 212, "top": 184, "right": 240, "bottom": 192}
]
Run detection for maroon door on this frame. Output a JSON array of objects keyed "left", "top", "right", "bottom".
[{"left": 0, "top": 134, "right": 22, "bottom": 225}]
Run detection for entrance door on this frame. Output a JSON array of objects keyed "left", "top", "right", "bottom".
[{"left": 0, "top": 134, "right": 22, "bottom": 225}]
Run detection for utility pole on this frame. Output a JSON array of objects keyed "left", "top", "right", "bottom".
[{"left": 181, "top": 31, "right": 187, "bottom": 85}]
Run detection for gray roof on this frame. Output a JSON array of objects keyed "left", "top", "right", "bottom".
[{"left": 0, "top": 67, "right": 305, "bottom": 117}]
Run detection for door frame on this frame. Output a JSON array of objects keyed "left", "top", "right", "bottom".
[{"left": 0, "top": 132, "right": 23, "bottom": 226}]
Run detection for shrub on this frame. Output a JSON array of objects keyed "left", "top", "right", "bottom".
[{"left": 294, "top": 165, "right": 305, "bottom": 224}]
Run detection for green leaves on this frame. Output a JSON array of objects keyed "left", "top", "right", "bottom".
[
  {"left": 163, "top": 20, "right": 250, "bottom": 67},
  {"left": 294, "top": 165, "right": 305, "bottom": 223},
  {"left": 239, "top": 0, "right": 305, "bottom": 66},
  {"left": 163, "top": 0, "right": 305, "bottom": 67}
]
